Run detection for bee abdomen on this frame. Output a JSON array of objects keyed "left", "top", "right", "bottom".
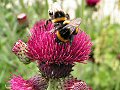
[{"left": 56, "top": 31, "right": 69, "bottom": 43}]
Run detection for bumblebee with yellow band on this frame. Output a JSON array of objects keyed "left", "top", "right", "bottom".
[
  {"left": 48, "top": 2, "right": 82, "bottom": 44},
  {"left": 49, "top": 11, "right": 82, "bottom": 43}
]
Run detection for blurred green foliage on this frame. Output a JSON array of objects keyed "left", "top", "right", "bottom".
[{"left": 0, "top": 0, "right": 120, "bottom": 90}]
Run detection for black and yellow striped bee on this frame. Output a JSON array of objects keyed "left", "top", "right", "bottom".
[
  {"left": 48, "top": 2, "right": 82, "bottom": 44},
  {"left": 51, "top": 18, "right": 82, "bottom": 44}
]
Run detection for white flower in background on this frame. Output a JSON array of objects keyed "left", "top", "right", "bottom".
[
  {"left": 62, "top": 0, "right": 77, "bottom": 19},
  {"left": 102, "top": 0, "right": 116, "bottom": 16},
  {"left": 92, "top": 0, "right": 115, "bottom": 20},
  {"left": 110, "top": 0, "right": 120, "bottom": 24},
  {"left": 92, "top": 0, "right": 120, "bottom": 24}
]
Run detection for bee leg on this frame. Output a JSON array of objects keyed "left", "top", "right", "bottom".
[
  {"left": 49, "top": 28, "right": 56, "bottom": 33},
  {"left": 55, "top": 37, "right": 63, "bottom": 44},
  {"left": 44, "top": 19, "right": 52, "bottom": 28},
  {"left": 66, "top": 13, "right": 70, "bottom": 20},
  {"left": 54, "top": 23, "right": 63, "bottom": 29},
  {"left": 69, "top": 35, "right": 74, "bottom": 45}
]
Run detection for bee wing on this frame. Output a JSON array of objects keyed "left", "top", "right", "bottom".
[
  {"left": 49, "top": 24, "right": 62, "bottom": 33},
  {"left": 63, "top": 18, "right": 82, "bottom": 34},
  {"left": 69, "top": 18, "right": 82, "bottom": 27},
  {"left": 62, "top": 25, "right": 76, "bottom": 34}
]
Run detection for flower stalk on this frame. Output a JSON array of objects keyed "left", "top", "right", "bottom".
[{"left": 47, "top": 79, "right": 58, "bottom": 90}]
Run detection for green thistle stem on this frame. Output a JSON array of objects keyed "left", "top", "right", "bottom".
[{"left": 47, "top": 79, "right": 58, "bottom": 90}]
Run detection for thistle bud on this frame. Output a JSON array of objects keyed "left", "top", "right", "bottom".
[
  {"left": 86, "top": 0, "right": 100, "bottom": 7},
  {"left": 12, "top": 40, "right": 31, "bottom": 64},
  {"left": 17, "top": 13, "right": 29, "bottom": 28}
]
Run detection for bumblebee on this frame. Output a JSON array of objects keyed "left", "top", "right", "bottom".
[
  {"left": 51, "top": 18, "right": 82, "bottom": 43},
  {"left": 48, "top": 2, "right": 82, "bottom": 44}
]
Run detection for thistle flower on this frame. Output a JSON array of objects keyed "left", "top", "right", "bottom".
[
  {"left": 12, "top": 40, "right": 32, "bottom": 64},
  {"left": 9, "top": 75, "right": 48, "bottom": 90},
  {"left": 27, "top": 20, "right": 92, "bottom": 64},
  {"left": 26, "top": 20, "right": 92, "bottom": 78},
  {"left": 64, "top": 78, "right": 92, "bottom": 90},
  {"left": 86, "top": 0, "right": 100, "bottom": 7}
]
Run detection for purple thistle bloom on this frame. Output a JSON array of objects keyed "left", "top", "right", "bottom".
[
  {"left": 64, "top": 78, "right": 92, "bottom": 90},
  {"left": 9, "top": 75, "right": 48, "bottom": 90},
  {"left": 26, "top": 20, "right": 92, "bottom": 78},
  {"left": 27, "top": 20, "right": 92, "bottom": 65}
]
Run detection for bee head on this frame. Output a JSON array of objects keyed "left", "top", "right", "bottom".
[
  {"left": 49, "top": 11, "right": 53, "bottom": 15},
  {"left": 48, "top": 10, "right": 53, "bottom": 18},
  {"left": 54, "top": 11, "right": 66, "bottom": 18}
]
